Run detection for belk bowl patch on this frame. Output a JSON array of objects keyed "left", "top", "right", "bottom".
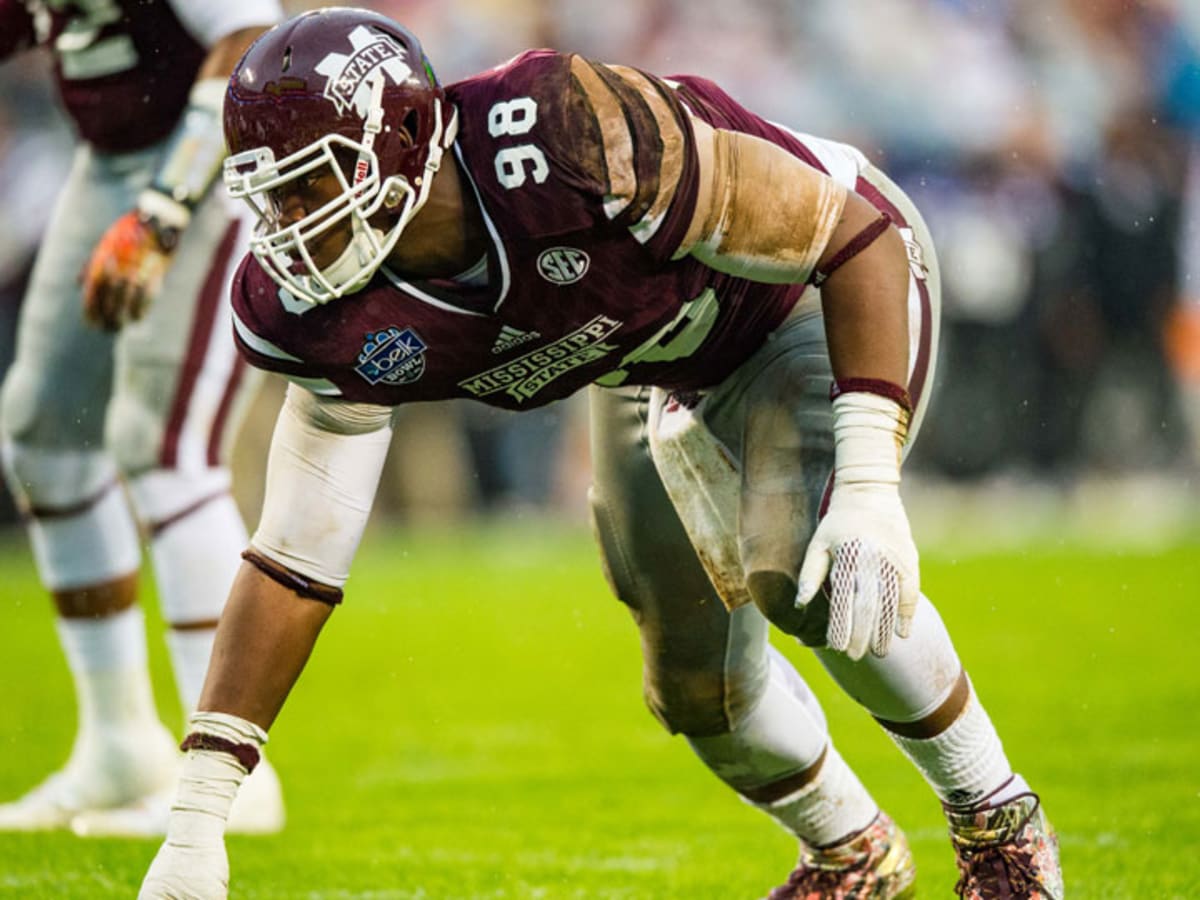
[{"left": 355, "top": 326, "right": 427, "bottom": 386}]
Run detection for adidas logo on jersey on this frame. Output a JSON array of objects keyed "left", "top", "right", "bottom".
[{"left": 492, "top": 325, "right": 540, "bottom": 354}]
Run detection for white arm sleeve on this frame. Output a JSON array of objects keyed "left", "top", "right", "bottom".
[
  {"left": 250, "top": 385, "right": 396, "bottom": 588},
  {"left": 167, "top": 0, "right": 283, "bottom": 48}
]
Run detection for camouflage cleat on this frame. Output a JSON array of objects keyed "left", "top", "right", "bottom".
[
  {"left": 947, "top": 792, "right": 1062, "bottom": 899},
  {"left": 766, "top": 812, "right": 917, "bottom": 899}
]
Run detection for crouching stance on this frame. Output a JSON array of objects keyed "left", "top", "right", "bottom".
[{"left": 139, "top": 8, "right": 1062, "bottom": 898}]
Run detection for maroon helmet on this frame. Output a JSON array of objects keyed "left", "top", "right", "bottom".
[{"left": 222, "top": 7, "right": 457, "bottom": 304}]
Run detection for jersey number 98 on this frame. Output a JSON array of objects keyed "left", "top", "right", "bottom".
[{"left": 488, "top": 98, "right": 549, "bottom": 190}]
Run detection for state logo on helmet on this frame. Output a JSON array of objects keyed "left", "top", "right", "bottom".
[{"left": 223, "top": 7, "right": 458, "bottom": 304}]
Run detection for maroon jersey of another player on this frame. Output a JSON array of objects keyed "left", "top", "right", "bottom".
[
  {"left": 232, "top": 51, "right": 831, "bottom": 411},
  {"left": 0, "top": 0, "right": 204, "bottom": 152}
]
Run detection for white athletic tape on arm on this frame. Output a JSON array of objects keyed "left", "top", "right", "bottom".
[
  {"left": 138, "top": 712, "right": 268, "bottom": 900},
  {"left": 250, "top": 386, "right": 395, "bottom": 588},
  {"left": 830, "top": 392, "right": 907, "bottom": 487}
]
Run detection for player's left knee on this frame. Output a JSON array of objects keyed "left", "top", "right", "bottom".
[
  {"left": 124, "top": 466, "right": 232, "bottom": 532},
  {"left": 746, "top": 569, "right": 828, "bottom": 646},
  {"left": 103, "top": 392, "right": 165, "bottom": 479}
]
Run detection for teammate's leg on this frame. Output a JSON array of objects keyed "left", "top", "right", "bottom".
[
  {"left": 72, "top": 196, "right": 282, "bottom": 837},
  {"left": 0, "top": 145, "right": 177, "bottom": 830},
  {"left": 589, "top": 384, "right": 909, "bottom": 897}
]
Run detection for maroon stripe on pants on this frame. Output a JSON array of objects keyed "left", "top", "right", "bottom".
[
  {"left": 852, "top": 176, "right": 934, "bottom": 411},
  {"left": 160, "top": 221, "right": 240, "bottom": 468},
  {"left": 206, "top": 353, "right": 248, "bottom": 467}
]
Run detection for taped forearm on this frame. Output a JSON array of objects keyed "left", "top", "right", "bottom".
[
  {"left": 250, "top": 388, "right": 396, "bottom": 588},
  {"left": 831, "top": 392, "right": 910, "bottom": 487}
]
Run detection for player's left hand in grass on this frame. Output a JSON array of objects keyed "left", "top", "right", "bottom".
[
  {"left": 138, "top": 712, "right": 267, "bottom": 900},
  {"left": 82, "top": 191, "right": 187, "bottom": 331},
  {"left": 796, "top": 388, "right": 918, "bottom": 660}
]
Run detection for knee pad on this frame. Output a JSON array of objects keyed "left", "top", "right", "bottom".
[
  {"left": 644, "top": 604, "right": 771, "bottom": 737},
  {"left": 125, "top": 466, "right": 232, "bottom": 529},
  {"left": 1, "top": 442, "right": 140, "bottom": 590},
  {"left": 816, "top": 594, "right": 963, "bottom": 722},
  {"left": 127, "top": 468, "right": 246, "bottom": 624},
  {"left": 686, "top": 644, "right": 828, "bottom": 793},
  {"left": 1, "top": 441, "right": 116, "bottom": 511}
]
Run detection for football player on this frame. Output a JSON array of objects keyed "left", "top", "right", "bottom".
[
  {"left": 0, "top": 0, "right": 285, "bottom": 835},
  {"left": 139, "top": 8, "right": 1063, "bottom": 899}
]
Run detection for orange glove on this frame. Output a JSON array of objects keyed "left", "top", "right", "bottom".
[{"left": 81, "top": 211, "right": 179, "bottom": 331}]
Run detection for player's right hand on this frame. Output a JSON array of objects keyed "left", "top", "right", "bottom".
[
  {"left": 81, "top": 210, "right": 177, "bottom": 332},
  {"left": 137, "top": 838, "right": 229, "bottom": 900},
  {"left": 795, "top": 390, "right": 917, "bottom": 660}
]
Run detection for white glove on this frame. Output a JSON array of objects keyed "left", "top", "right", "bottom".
[
  {"left": 796, "top": 391, "right": 918, "bottom": 660},
  {"left": 138, "top": 712, "right": 267, "bottom": 900}
]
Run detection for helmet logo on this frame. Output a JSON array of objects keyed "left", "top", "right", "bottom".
[
  {"left": 316, "top": 26, "right": 413, "bottom": 117},
  {"left": 537, "top": 247, "right": 590, "bottom": 285}
]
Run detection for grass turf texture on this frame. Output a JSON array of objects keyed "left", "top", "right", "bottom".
[{"left": 0, "top": 522, "right": 1197, "bottom": 899}]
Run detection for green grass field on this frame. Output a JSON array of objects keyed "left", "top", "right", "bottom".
[{"left": 0, "top": 519, "right": 1198, "bottom": 898}]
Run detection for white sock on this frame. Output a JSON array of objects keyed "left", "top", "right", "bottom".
[
  {"left": 888, "top": 684, "right": 1013, "bottom": 807},
  {"left": 759, "top": 744, "right": 879, "bottom": 846},
  {"left": 165, "top": 628, "right": 217, "bottom": 717},
  {"left": 55, "top": 606, "right": 161, "bottom": 736}
]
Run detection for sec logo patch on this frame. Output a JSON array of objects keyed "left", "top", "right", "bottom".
[{"left": 537, "top": 247, "right": 589, "bottom": 285}]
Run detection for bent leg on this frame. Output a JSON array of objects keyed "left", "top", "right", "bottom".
[
  {"left": 106, "top": 198, "right": 260, "bottom": 718},
  {"left": 92, "top": 200, "right": 281, "bottom": 837},
  {"left": 589, "top": 384, "right": 878, "bottom": 847}
]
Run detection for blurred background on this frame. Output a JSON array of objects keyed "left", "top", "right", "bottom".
[{"left": 2, "top": 0, "right": 1199, "bottom": 545}]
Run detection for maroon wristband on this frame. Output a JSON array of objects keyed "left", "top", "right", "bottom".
[
  {"left": 180, "top": 731, "right": 261, "bottom": 773},
  {"left": 242, "top": 549, "right": 344, "bottom": 606},
  {"left": 830, "top": 377, "right": 913, "bottom": 414},
  {"left": 809, "top": 212, "right": 893, "bottom": 287}
]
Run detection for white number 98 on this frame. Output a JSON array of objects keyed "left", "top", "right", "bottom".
[{"left": 488, "top": 98, "right": 548, "bottom": 190}]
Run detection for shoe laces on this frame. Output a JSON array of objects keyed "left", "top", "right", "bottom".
[
  {"left": 769, "top": 833, "right": 882, "bottom": 900},
  {"left": 954, "top": 830, "right": 1043, "bottom": 899},
  {"left": 770, "top": 856, "right": 871, "bottom": 899}
]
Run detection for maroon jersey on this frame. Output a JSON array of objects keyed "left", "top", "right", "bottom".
[
  {"left": 0, "top": 0, "right": 204, "bottom": 152},
  {"left": 232, "top": 51, "right": 818, "bottom": 410}
]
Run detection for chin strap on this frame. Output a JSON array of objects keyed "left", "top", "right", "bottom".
[{"left": 352, "top": 72, "right": 387, "bottom": 190}]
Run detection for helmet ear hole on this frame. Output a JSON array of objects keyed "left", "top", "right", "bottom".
[{"left": 398, "top": 110, "right": 419, "bottom": 147}]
